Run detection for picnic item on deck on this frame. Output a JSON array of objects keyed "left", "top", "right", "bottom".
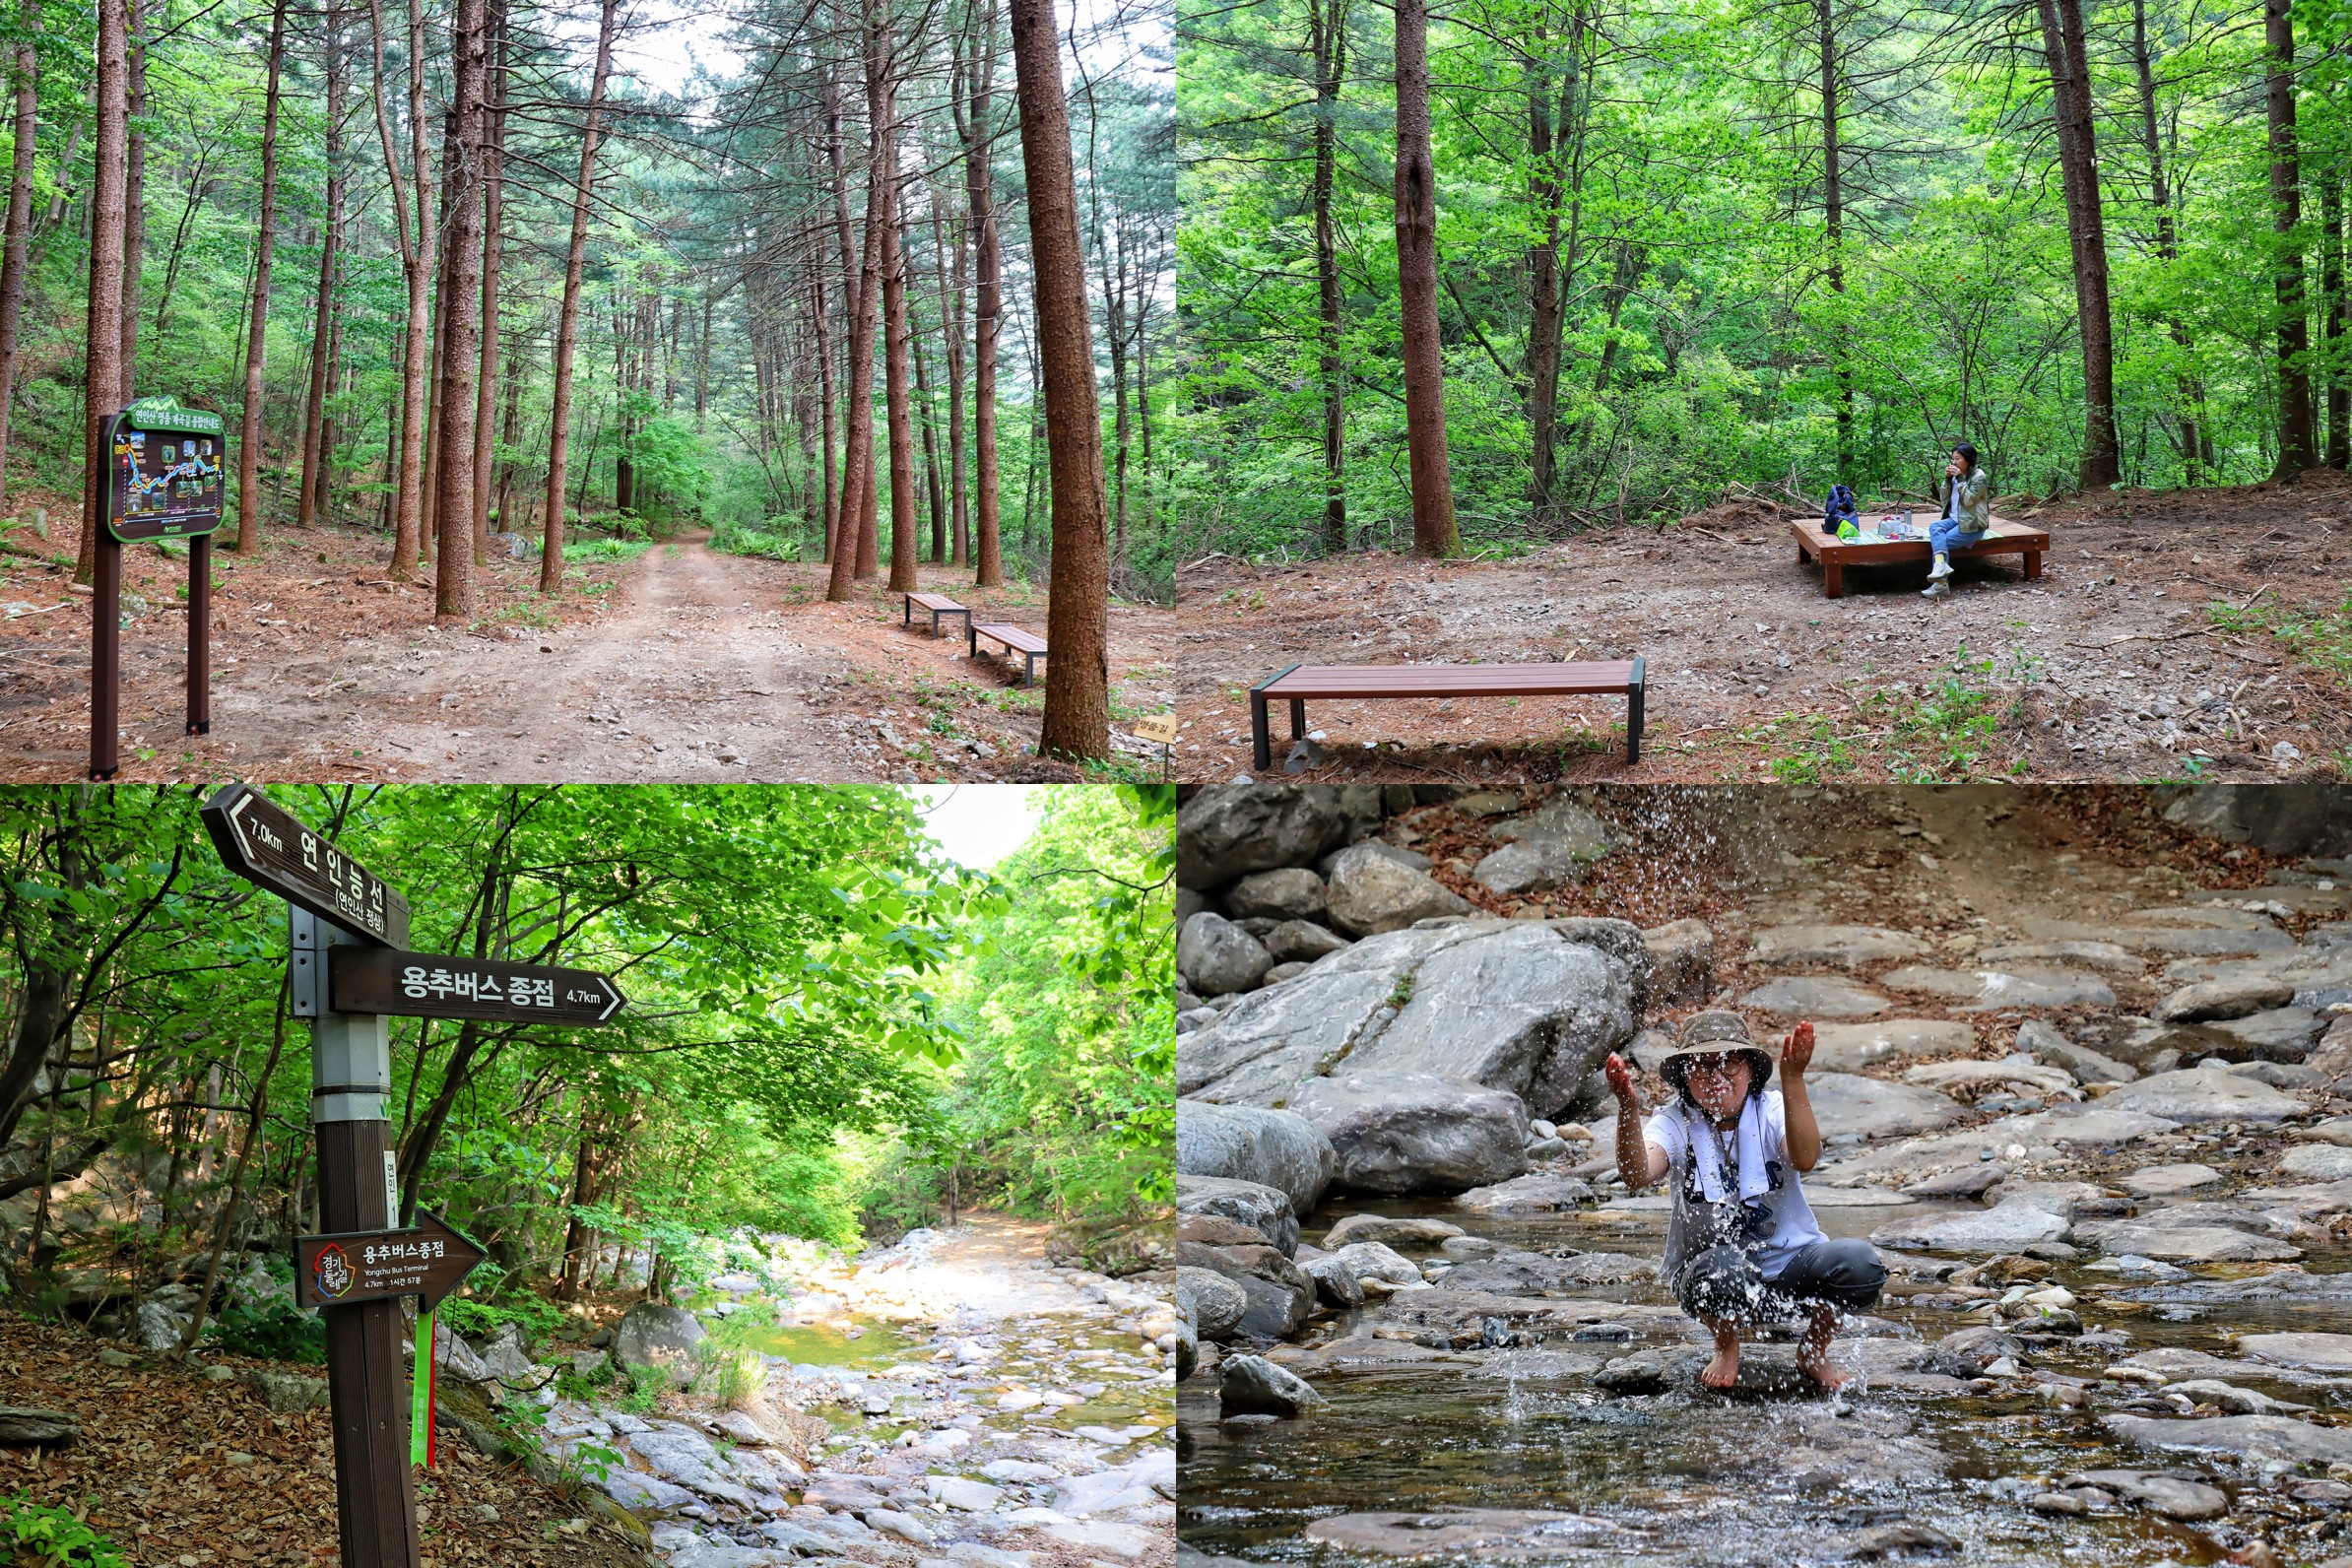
[{"left": 1248, "top": 659, "right": 1647, "bottom": 771}]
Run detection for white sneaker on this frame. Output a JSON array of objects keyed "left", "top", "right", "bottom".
[
  {"left": 1927, "top": 554, "right": 1952, "bottom": 580},
  {"left": 1922, "top": 580, "right": 1951, "bottom": 600}
]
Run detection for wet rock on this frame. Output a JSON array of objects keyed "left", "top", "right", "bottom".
[
  {"left": 601, "top": 1466, "right": 695, "bottom": 1511},
  {"left": 1176, "top": 1100, "right": 1336, "bottom": 1214},
  {"left": 1300, "top": 1252, "right": 1366, "bottom": 1308},
  {"left": 2237, "top": 1333, "right": 2352, "bottom": 1373},
  {"left": 244, "top": 1369, "right": 331, "bottom": 1413},
  {"left": 1452, "top": 1173, "right": 1595, "bottom": 1214},
  {"left": 1179, "top": 784, "right": 1348, "bottom": 888},
  {"left": 1984, "top": 1181, "right": 2110, "bottom": 1219},
  {"left": 2095, "top": 1066, "right": 2306, "bottom": 1124},
  {"left": 1899, "top": 1163, "right": 2008, "bottom": 1199},
  {"left": 1292, "top": 1073, "right": 1530, "bottom": 1195},
  {"left": 1750, "top": 925, "right": 1928, "bottom": 966},
  {"left": 1326, "top": 845, "right": 1471, "bottom": 936},
  {"left": 1180, "top": 913, "right": 1274, "bottom": 998},
  {"left": 613, "top": 1303, "right": 707, "bottom": 1389},
  {"left": 1265, "top": 920, "right": 1349, "bottom": 965},
  {"left": 2017, "top": 1020, "right": 2138, "bottom": 1083},
  {"left": 1470, "top": 839, "right": 1591, "bottom": 895},
  {"left": 2280, "top": 1144, "right": 2352, "bottom": 1180},
  {"left": 1592, "top": 1352, "right": 1669, "bottom": 1394},
  {"left": 1176, "top": 1265, "right": 1250, "bottom": 1342},
  {"left": 1980, "top": 940, "right": 2143, "bottom": 973},
  {"left": 1845, "top": 1523, "right": 1962, "bottom": 1559},
  {"left": 2105, "top": 1412, "right": 2352, "bottom": 1468},
  {"left": 1219, "top": 1352, "right": 1324, "bottom": 1416},
  {"left": 1819, "top": 1104, "right": 2182, "bottom": 1184},
  {"left": 1323, "top": 1214, "right": 1465, "bottom": 1247},
  {"left": 1041, "top": 1522, "right": 1157, "bottom": 1560},
  {"left": 1811, "top": 1019, "right": 1978, "bottom": 1074},
  {"left": 1935, "top": 1326, "right": 2022, "bottom": 1368},
  {"left": 1435, "top": 1251, "right": 1656, "bottom": 1293},
  {"left": 2159, "top": 976, "right": 2299, "bottom": 1023},
  {"left": 1324, "top": 1240, "right": 1427, "bottom": 1291},
  {"left": 2073, "top": 1217, "right": 2302, "bottom": 1262},
  {"left": 1741, "top": 976, "right": 1890, "bottom": 1018},
  {"left": 2163, "top": 1380, "right": 2309, "bottom": 1415},
  {"left": 2217, "top": 1008, "right": 2328, "bottom": 1056},
  {"left": 1879, "top": 965, "right": 2117, "bottom": 1011},
  {"left": 1642, "top": 919, "right": 1715, "bottom": 1005},
  {"left": 924, "top": 1475, "right": 1004, "bottom": 1512},
  {"left": 1804, "top": 1074, "right": 1966, "bottom": 1140},
  {"left": 1176, "top": 1215, "right": 1315, "bottom": 1339},
  {"left": 1872, "top": 1200, "right": 2069, "bottom": 1252},
  {"left": 2058, "top": 1470, "right": 2228, "bottom": 1521},
  {"left": 1175, "top": 1174, "right": 1298, "bottom": 1255},
  {"left": 1226, "top": 868, "right": 1327, "bottom": 922},
  {"left": 1303, "top": 1510, "right": 1613, "bottom": 1556},
  {"left": 2122, "top": 1163, "right": 2220, "bottom": 1198}
]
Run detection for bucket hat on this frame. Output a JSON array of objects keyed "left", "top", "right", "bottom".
[{"left": 1652, "top": 1011, "right": 1773, "bottom": 1098}]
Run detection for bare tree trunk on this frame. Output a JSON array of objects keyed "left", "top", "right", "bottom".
[
  {"left": 431, "top": 0, "right": 488, "bottom": 617},
  {"left": 2128, "top": 0, "right": 2204, "bottom": 484},
  {"left": 372, "top": 0, "right": 436, "bottom": 576},
  {"left": 812, "top": 264, "right": 840, "bottom": 559},
  {"left": 2266, "top": 0, "right": 2314, "bottom": 479},
  {"left": 0, "top": 2, "right": 40, "bottom": 515},
  {"left": 823, "top": 59, "right": 860, "bottom": 557},
  {"left": 1010, "top": 0, "right": 1109, "bottom": 758},
  {"left": 297, "top": 32, "right": 344, "bottom": 532},
  {"left": 316, "top": 303, "right": 342, "bottom": 519},
  {"left": 2038, "top": 0, "right": 2120, "bottom": 488},
  {"left": 826, "top": 100, "right": 888, "bottom": 602},
  {"left": 876, "top": 0, "right": 919, "bottom": 594},
  {"left": 119, "top": 0, "right": 145, "bottom": 402},
  {"left": 1523, "top": 19, "right": 1563, "bottom": 518},
  {"left": 2325, "top": 172, "right": 2347, "bottom": 471},
  {"left": 1395, "top": 0, "right": 1456, "bottom": 555},
  {"left": 75, "top": 0, "right": 128, "bottom": 586},
  {"left": 933, "top": 170, "right": 968, "bottom": 565},
  {"left": 470, "top": 0, "right": 504, "bottom": 559},
  {"left": 911, "top": 279, "right": 947, "bottom": 562},
  {"left": 541, "top": 0, "right": 617, "bottom": 591},
  {"left": 962, "top": 0, "right": 1005, "bottom": 587}
]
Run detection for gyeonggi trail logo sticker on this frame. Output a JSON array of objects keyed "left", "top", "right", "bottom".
[{"left": 313, "top": 1242, "right": 356, "bottom": 1301}]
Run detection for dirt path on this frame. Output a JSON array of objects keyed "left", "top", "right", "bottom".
[
  {"left": 1147, "top": 471, "right": 2352, "bottom": 784},
  {"left": 841, "top": 1215, "right": 1111, "bottom": 1321}
]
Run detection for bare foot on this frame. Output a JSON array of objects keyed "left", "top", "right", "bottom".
[
  {"left": 1797, "top": 1345, "right": 1850, "bottom": 1392},
  {"left": 1700, "top": 1345, "right": 1740, "bottom": 1388}
]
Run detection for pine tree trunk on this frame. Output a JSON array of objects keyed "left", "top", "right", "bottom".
[
  {"left": 874, "top": 4, "right": 920, "bottom": 595},
  {"left": 812, "top": 266, "right": 839, "bottom": 560},
  {"left": 0, "top": 2, "right": 42, "bottom": 517},
  {"left": 2324, "top": 174, "right": 2346, "bottom": 471},
  {"left": 75, "top": 0, "right": 128, "bottom": 587},
  {"left": 1523, "top": 22, "right": 1563, "bottom": 518},
  {"left": 1818, "top": 0, "right": 1852, "bottom": 477},
  {"left": 911, "top": 285, "right": 947, "bottom": 563},
  {"left": 1311, "top": 0, "right": 1346, "bottom": 550},
  {"left": 2037, "top": 0, "right": 2120, "bottom": 489},
  {"left": 2266, "top": 0, "right": 2314, "bottom": 479},
  {"left": 825, "top": 103, "right": 888, "bottom": 602},
  {"left": 964, "top": 0, "right": 1005, "bottom": 587},
  {"left": 295, "top": 117, "right": 341, "bottom": 535},
  {"left": 470, "top": 0, "right": 504, "bottom": 560},
  {"left": 430, "top": 0, "right": 488, "bottom": 618},
  {"left": 1010, "top": 0, "right": 1110, "bottom": 759},
  {"left": 1394, "top": 0, "right": 1457, "bottom": 555},
  {"left": 372, "top": 0, "right": 437, "bottom": 576},
  {"left": 119, "top": 0, "right": 145, "bottom": 402},
  {"left": 934, "top": 172, "right": 968, "bottom": 565},
  {"left": 540, "top": 0, "right": 617, "bottom": 591}
]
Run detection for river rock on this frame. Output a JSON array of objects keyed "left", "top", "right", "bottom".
[
  {"left": 1740, "top": 976, "right": 1890, "bottom": 1018},
  {"left": 1303, "top": 1510, "right": 1610, "bottom": 1556},
  {"left": 1293, "top": 1073, "right": 1530, "bottom": 1194},
  {"left": 1452, "top": 1172, "right": 1595, "bottom": 1214},
  {"left": 1979, "top": 940, "right": 2143, "bottom": 973},
  {"left": 1749, "top": 925, "right": 1928, "bottom": 965},
  {"left": 1810, "top": 1019, "right": 1977, "bottom": 1074},
  {"left": 1323, "top": 1214, "right": 1465, "bottom": 1247},
  {"left": 1219, "top": 1353, "right": 1324, "bottom": 1416},
  {"left": 2121, "top": 1163, "right": 2221, "bottom": 1198},
  {"left": 1902, "top": 1056, "right": 2076, "bottom": 1099},
  {"left": 2071, "top": 1220, "right": 2301, "bottom": 1263},
  {"left": 1471, "top": 839, "right": 1589, "bottom": 894},
  {"left": 1643, "top": 919, "right": 1715, "bottom": 1005},
  {"left": 1870, "top": 1200, "right": 2069, "bottom": 1252},
  {"left": 1180, "top": 913, "right": 1274, "bottom": 997},
  {"left": 1056, "top": 1451, "right": 1174, "bottom": 1515},
  {"left": 1879, "top": 965, "right": 2117, "bottom": 1011},
  {"left": 2237, "top": 1333, "right": 2352, "bottom": 1373},
  {"left": 1176, "top": 1100, "right": 1336, "bottom": 1214},
  {"left": 1818, "top": 1104, "right": 2181, "bottom": 1183},
  {"left": 2216, "top": 1007, "right": 2327, "bottom": 1056},
  {"left": 1804, "top": 1073, "right": 1965, "bottom": 1140},
  {"left": 613, "top": 1303, "right": 707, "bottom": 1389},
  {"left": 1324, "top": 1240, "right": 1427, "bottom": 1291},
  {"left": 1176, "top": 1174, "right": 1299, "bottom": 1254},
  {"left": 1179, "top": 784, "right": 1347, "bottom": 889},
  {"left": 2058, "top": 1470, "right": 2227, "bottom": 1522},
  {"left": 1983, "top": 1180, "right": 2108, "bottom": 1218},
  {"left": 2280, "top": 1144, "right": 2352, "bottom": 1180},
  {"left": 602, "top": 1467, "right": 696, "bottom": 1511},
  {"left": 1175, "top": 1215, "right": 1315, "bottom": 1339},
  {"left": 1265, "top": 920, "right": 1349, "bottom": 964},
  {"left": 1226, "top": 868, "right": 1327, "bottom": 922},
  {"left": 2161, "top": 1380, "right": 2307, "bottom": 1416},
  {"left": 1324, "top": 845, "right": 1470, "bottom": 935},
  {"left": 2095, "top": 1066, "right": 2306, "bottom": 1124},
  {"left": 1436, "top": 1251, "right": 1656, "bottom": 1293},
  {"left": 2016, "top": 1020, "right": 2137, "bottom": 1084},
  {"left": 1175, "top": 1266, "right": 1249, "bottom": 1341},
  {"left": 2158, "top": 976, "right": 2299, "bottom": 1022},
  {"left": 2105, "top": 1412, "right": 2352, "bottom": 1468}
]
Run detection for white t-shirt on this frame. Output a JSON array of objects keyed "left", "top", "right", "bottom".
[{"left": 1643, "top": 1090, "right": 1825, "bottom": 1281}]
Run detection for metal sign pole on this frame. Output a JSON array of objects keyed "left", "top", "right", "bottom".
[
  {"left": 187, "top": 530, "right": 211, "bottom": 735},
  {"left": 293, "top": 907, "right": 422, "bottom": 1568}
]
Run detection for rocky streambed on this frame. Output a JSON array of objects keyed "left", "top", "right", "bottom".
[{"left": 1173, "top": 782, "right": 2352, "bottom": 1568}]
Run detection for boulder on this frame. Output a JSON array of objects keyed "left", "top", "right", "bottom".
[
  {"left": 1322, "top": 1214, "right": 1465, "bottom": 1248},
  {"left": 1325, "top": 1241, "right": 1426, "bottom": 1290},
  {"left": 1179, "top": 913, "right": 1273, "bottom": 998},
  {"left": 1810, "top": 1019, "right": 1977, "bottom": 1075},
  {"left": 1218, "top": 1353, "right": 1324, "bottom": 1416},
  {"left": 1748, "top": 926, "right": 1928, "bottom": 966},
  {"left": 2104, "top": 1412, "right": 2352, "bottom": 1469},
  {"left": 1451, "top": 1172, "right": 1595, "bottom": 1214},
  {"left": 1978, "top": 940, "right": 2143, "bottom": 973},
  {"left": 0, "top": 1408, "right": 79, "bottom": 1446},
  {"left": 2095, "top": 1066, "right": 2305, "bottom": 1124},
  {"left": 1324, "top": 845, "right": 1471, "bottom": 936},
  {"left": 245, "top": 1368, "right": 331, "bottom": 1412},
  {"left": 1642, "top": 919, "right": 1715, "bottom": 1005},
  {"left": 1263, "top": 961, "right": 1313, "bottom": 987},
  {"left": 1175, "top": 1174, "right": 1298, "bottom": 1255},
  {"left": 1178, "top": 785, "right": 1347, "bottom": 889},
  {"left": 1740, "top": 976, "right": 1890, "bottom": 1018},
  {"left": 1175, "top": 1266, "right": 1249, "bottom": 1342},
  {"left": 614, "top": 1303, "right": 708, "bottom": 1389},
  {"left": 1902, "top": 1056, "right": 2076, "bottom": 1100},
  {"left": 2071, "top": 1220, "right": 2301, "bottom": 1263},
  {"left": 1470, "top": 840, "right": 1589, "bottom": 895},
  {"left": 1265, "top": 920, "right": 1349, "bottom": 965},
  {"left": 2016, "top": 1020, "right": 2137, "bottom": 1084},
  {"left": 1291, "top": 1073, "right": 1531, "bottom": 1195},
  {"left": 1878, "top": 965, "right": 2116, "bottom": 1011},
  {"left": 1174, "top": 1214, "right": 1315, "bottom": 1339},
  {"left": 1870, "top": 1200, "right": 2069, "bottom": 1252},
  {"left": 2214, "top": 1007, "right": 2327, "bottom": 1058},
  {"left": 135, "top": 1298, "right": 190, "bottom": 1352},
  {"left": 1489, "top": 798, "right": 1613, "bottom": 856},
  {"left": 1804, "top": 1073, "right": 1965, "bottom": 1141},
  {"left": 2160, "top": 783, "right": 2352, "bottom": 858},
  {"left": 2158, "top": 975, "right": 2299, "bottom": 1023},
  {"left": 1175, "top": 1100, "right": 1336, "bottom": 1214},
  {"left": 1317, "top": 839, "right": 1431, "bottom": 879},
  {"left": 1225, "top": 868, "right": 1327, "bottom": 922},
  {"left": 477, "top": 1322, "right": 548, "bottom": 1388}
]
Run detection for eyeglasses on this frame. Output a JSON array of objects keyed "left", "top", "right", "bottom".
[{"left": 1682, "top": 1055, "right": 1744, "bottom": 1081}]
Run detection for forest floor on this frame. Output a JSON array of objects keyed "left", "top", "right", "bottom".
[
  {"left": 1161, "top": 469, "right": 2352, "bottom": 785},
  {"left": 0, "top": 515, "right": 1181, "bottom": 783}
]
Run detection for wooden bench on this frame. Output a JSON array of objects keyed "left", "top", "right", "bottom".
[
  {"left": 902, "top": 590, "right": 971, "bottom": 639},
  {"left": 1793, "top": 515, "right": 2049, "bottom": 599},
  {"left": 1250, "top": 659, "right": 1646, "bottom": 771},
  {"left": 970, "top": 621, "right": 1048, "bottom": 686}
]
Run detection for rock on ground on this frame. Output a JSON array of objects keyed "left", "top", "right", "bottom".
[
  {"left": 1292, "top": 1072, "right": 1531, "bottom": 1195},
  {"left": 613, "top": 1303, "right": 708, "bottom": 1388},
  {"left": 1179, "top": 784, "right": 1349, "bottom": 889},
  {"left": 1809, "top": 1020, "right": 1977, "bottom": 1074},
  {"left": 1218, "top": 1353, "right": 1323, "bottom": 1417},
  {"left": 1179, "top": 913, "right": 1273, "bottom": 997},
  {"left": 2095, "top": 1066, "right": 2306, "bottom": 1124},
  {"left": 1174, "top": 1173, "right": 1298, "bottom": 1254},
  {"left": 1325, "top": 844, "right": 1471, "bottom": 936},
  {"left": 1175, "top": 1100, "right": 1336, "bottom": 1214},
  {"left": 1870, "top": 1199, "right": 2069, "bottom": 1252}
]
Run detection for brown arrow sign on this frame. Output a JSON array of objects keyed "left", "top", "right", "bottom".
[
  {"left": 327, "top": 947, "right": 626, "bottom": 1025},
  {"left": 294, "top": 1210, "right": 487, "bottom": 1311},
  {"left": 200, "top": 783, "right": 411, "bottom": 947}
]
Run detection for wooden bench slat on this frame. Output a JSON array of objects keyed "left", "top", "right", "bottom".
[
  {"left": 1251, "top": 658, "right": 1646, "bottom": 770},
  {"left": 974, "top": 623, "right": 1048, "bottom": 654},
  {"left": 906, "top": 591, "right": 965, "bottom": 612}
]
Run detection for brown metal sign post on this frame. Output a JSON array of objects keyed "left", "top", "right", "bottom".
[{"left": 89, "top": 398, "right": 225, "bottom": 780}]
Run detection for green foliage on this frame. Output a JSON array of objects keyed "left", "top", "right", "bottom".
[
  {"left": 2210, "top": 593, "right": 2352, "bottom": 686},
  {"left": 203, "top": 1301, "right": 327, "bottom": 1364},
  {"left": 3, "top": 1497, "right": 130, "bottom": 1568},
  {"left": 696, "top": 1343, "right": 769, "bottom": 1409},
  {"left": 439, "top": 1292, "right": 563, "bottom": 1346},
  {"left": 560, "top": 538, "right": 654, "bottom": 563}
]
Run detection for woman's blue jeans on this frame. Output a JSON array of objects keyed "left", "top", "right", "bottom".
[{"left": 1930, "top": 517, "right": 1985, "bottom": 556}]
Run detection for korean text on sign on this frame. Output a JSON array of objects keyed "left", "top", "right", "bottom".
[{"left": 399, "top": 966, "right": 556, "bottom": 1007}]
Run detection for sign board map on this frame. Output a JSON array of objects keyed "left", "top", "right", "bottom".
[
  {"left": 294, "top": 1210, "right": 487, "bottom": 1311},
  {"left": 105, "top": 398, "right": 226, "bottom": 543},
  {"left": 200, "top": 783, "right": 412, "bottom": 947},
  {"left": 329, "top": 947, "right": 627, "bottom": 1026}
]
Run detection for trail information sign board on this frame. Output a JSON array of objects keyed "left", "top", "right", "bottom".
[
  {"left": 104, "top": 398, "right": 225, "bottom": 543},
  {"left": 295, "top": 1211, "right": 486, "bottom": 1312},
  {"left": 200, "top": 783, "right": 412, "bottom": 947},
  {"left": 328, "top": 947, "right": 626, "bottom": 1025}
]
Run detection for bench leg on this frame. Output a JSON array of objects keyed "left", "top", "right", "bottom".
[
  {"left": 904, "top": 599, "right": 912, "bottom": 627},
  {"left": 2023, "top": 550, "right": 2043, "bottom": 581},
  {"left": 1024, "top": 653, "right": 1037, "bottom": 687},
  {"left": 1288, "top": 697, "right": 1306, "bottom": 743},
  {"left": 1823, "top": 561, "right": 1844, "bottom": 599},
  {"left": 1626, "top": 686, "right": 1644, "bottom": 766},
  {"left": 1251, "top": 692, "right": 1272, "bottom": 772},
  {"left": 968, "top": 621, "right": 977, "bottom": 658}
]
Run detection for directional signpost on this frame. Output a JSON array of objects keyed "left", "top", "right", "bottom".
[
  {"left": 199, "top": 784, "right": 627, "bottom": 1568},
  {"left": 89, "top": 396, "right": 227, "bottom": 779}
]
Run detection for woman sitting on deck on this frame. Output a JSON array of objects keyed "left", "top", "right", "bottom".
[
  {"left": 1923, "top": 442, "right": 1991, "bottom": 601},
  {"left": 1605, "top": 1012, "right": 1887, "bottom": 1392}
]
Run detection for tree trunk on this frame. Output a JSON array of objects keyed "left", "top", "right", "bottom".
[
  {"left": 1394, "top": 0, "right": 1456, "bottom": 555},
  {"left": 878, "top": 20, "right": 920, "bottom": 597},
  {"left": 1523, "top": 19, "right": 1563, "bottom": 518},
  {"left": 0, "top": 2, "right": 40, "bottom": 516},
  {"left": 541, "top": 0, "right": 618, "bottom": 591},
  {"left": 470, "top": 0, "right": 505, "bottom": 560},
  {"left": 119, "top": 0, "right": 145, "bottom": 402},
  {"left": 2129, "top": 0, "right": 2204, "bottom": 483},
  {"left": 912, "top": 286, "right": 947, "bottom": 563},
  {"left": 2266, "top": 0, "right": 2314, "bottom": 479},
  {"left": 430, "top": 0, "right": 488, "bottom": 617},
  {"left": 963, "top": 0, "right": 1005, "bottom": 587},
  {"left": 295, "top": 104, "right": 342, "bottom": 537},
  {"left": 75, "top": 0, "right": 128, "bottom": 586},
  {"left": 372, "top": 0, "right": 436, "bottom": 577},
  {"left": 315, "top": 303, "right": 341, "bottom": 519},
  {"left": 933, "top": 172, "right": 968, "bottom": 565},
  {"left": 827, "top": 76, "right": 888, "bottom": 602},
  {"left": 1010, "top": 0, "right": 1110, "bottom": 758},
  {"left": 2037, "top": 0, "right": 2120, "bottom": 489},
  {"left": 1818, "top": 0, "right": 1852, "bottom": 476},
  {"left": 812, "top": 264, "right": 839, "bottom": 560},
  {"left": 823, "top": 59, "right": 860, "bottom": 559},
  {"left": 2325, "top": 173, "right": 2346, "bottom": 471}
]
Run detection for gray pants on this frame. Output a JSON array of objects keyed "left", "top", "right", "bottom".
[{"left": 1672, "top": 1237, "right": 1886, "bottom": 1325}]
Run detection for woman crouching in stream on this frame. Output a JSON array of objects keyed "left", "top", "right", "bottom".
[{"left": 1606, "top": 1011, "right": 1887, "bottom": 1392}]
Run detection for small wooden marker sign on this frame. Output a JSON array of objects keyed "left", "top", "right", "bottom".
[
  {"left": 1130, "top": 711, "right": 1178, "bottom": 780},
  {"left": 294, "top": 1210, "right": 487, "bottom": 1312}
]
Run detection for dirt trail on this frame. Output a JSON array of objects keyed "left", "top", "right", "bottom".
[{"left": 841, "top": 1214, "right": 1110, "bottom": 1321}]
